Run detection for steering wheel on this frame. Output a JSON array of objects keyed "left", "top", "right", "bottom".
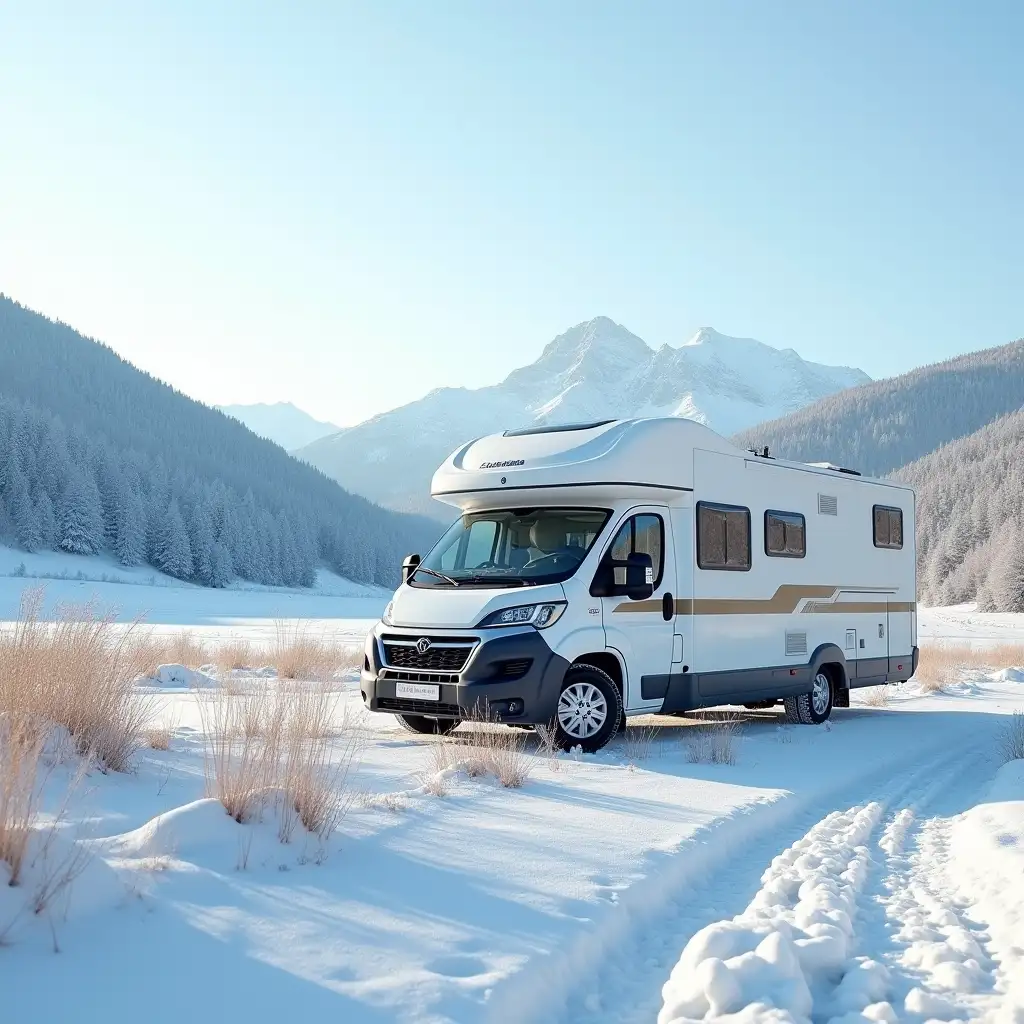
[{"left": 471, "top": 559, "right": 499, "bottom": 569}]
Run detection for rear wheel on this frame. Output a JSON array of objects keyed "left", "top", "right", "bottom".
[
  {"left": 554, "top": 664, "right": 623, "bottom": 753},
  {"left": 783, "top": 668, "right": 835, "bottom": 725},
  {"left": 395, "top": 714, "right": 461, "bottom": 736}
]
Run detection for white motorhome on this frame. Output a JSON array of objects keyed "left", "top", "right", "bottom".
[{"left": 360, "top": 418, "right": 917, "bottom": 751}]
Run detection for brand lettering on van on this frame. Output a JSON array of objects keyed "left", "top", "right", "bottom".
[{"left": 480, "top": 459, "right": 525, "bottom": 469}]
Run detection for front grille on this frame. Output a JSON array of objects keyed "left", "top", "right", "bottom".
[
  {"left": 381, "top": 635, "right": 476, "bottom": 672},
  {"left": 380, "top": 668, "right": 459, "bottom": 685},
  {"left": 378, "top": 697, "right": 462, "bottom": 718}
]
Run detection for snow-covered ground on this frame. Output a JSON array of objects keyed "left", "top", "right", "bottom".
[
  {"left": 1, "top": 585, "right": 1022, "bottom": 1023},
  {"left": 0, "top": 543, "right": 387, "bottom": 631}
]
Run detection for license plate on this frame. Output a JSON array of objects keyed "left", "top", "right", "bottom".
[{"left": 396, "top": 682, "right": 440, "bottom": 701}]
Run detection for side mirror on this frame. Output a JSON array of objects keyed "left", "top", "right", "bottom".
[
  {"left": 401, "top": 553, "right": 421, "bottom": 584},
  {"left": 625, "top": 552, "right": 654, "bottom": 601}
]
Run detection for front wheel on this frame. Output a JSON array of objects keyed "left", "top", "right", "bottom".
[
  {"left": 783, "top": 669, "right": 835, "bottom": 725},
  {"left": 553, "top": 664, "right": 623, "bottom": 753},
  {"left": 395, "top": 714, "right": 461, "bottom": 736}
]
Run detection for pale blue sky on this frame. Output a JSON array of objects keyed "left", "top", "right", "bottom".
[{"left": 1, "top": 2, "right": 1021, "bottom": 426}]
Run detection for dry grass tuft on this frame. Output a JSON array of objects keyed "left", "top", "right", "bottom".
[
  {"left": 165, "top": 630, "right": 208, "bottom": 670},
  {"left": 198, "top": 680, "right": 360, "bottom": 840},
  {"left": 424, "top": 716, "right": 533, "bottom": 791},
  {"left": 999, "top": 710, "right": 1024, "bottom": 764},
  {"left": 914, "top": 643, "right": 1024, "bottom": 693},
  {"left": 214, "top": 638, "right": 256, "bottom": 673},
  {"left": 261, "top": 621, "right": 360, "bottom": 682},
  {"left": 861, "top": 685, "right": 892, "bottom": 708},
  {"left": 621, "top": 722, "right": 659, "bottom": 762},
  {"left": 0, "top": 712, "right": 48, "bottom": 884},
  {"left": 0, "top": 589, "right": 155, "bottom": 774},
  {"left": 685, "top": 712, "right": 740, "bottom": 765}
]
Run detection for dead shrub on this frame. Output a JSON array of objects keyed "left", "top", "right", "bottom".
[
  {"left": 0, "top": 589, "right": 154, "bottom": 773},
  {"left": 166, "top": 630, "right": 208, "bottom": 670},
  {"left": 198, "top": 681, "right": 359, "bottom": 840},
  {"left": 261, "top": 621, "right": 359, "bottom": 681},
  {"left": 914, "top": 643, "right": 1024, "bottom": 692},
  {"left": 999, "top": 710, "right": 1024, "bottom": 764},
  {"left": 685, "top": 712, "right": 740, "bottom": 765},
  {"left": 215, "top": 638, "right": 255, "bottom": 673},
  {"left": 198, "top": 688, "right": 271, "bottom": 823},
  {"left": 860, "top": 685, "right": 891, "bottom": 708},
  {"left": 441, "top": 714, "right": 533, "bottom": 788},
  {"left": 0, "top": 712, "right": 48, "bottom": 883},
  {"left": 621, "top": 721, "right": 658, "bottom": 761}
]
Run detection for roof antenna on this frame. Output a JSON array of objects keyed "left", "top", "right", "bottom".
[{"left": 762, "top": 446, "right": 770, "bottom": 458}]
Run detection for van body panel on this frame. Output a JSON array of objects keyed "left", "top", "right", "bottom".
[{"left": 361, "top": 417, "right": 917, "bottom": 737}]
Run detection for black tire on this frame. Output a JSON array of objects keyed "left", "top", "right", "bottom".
[
  {"left": 395, "top": 714, "right": 461, "bottom": 736},
  {"left": 553, "top": 663, "right": 623, "bottom": 753},
  {"left": 743, "top": 700, "right": 777, "bottom": 710},
  {"left": 783, "top": 667, "right": 835, "bottom": 725}
]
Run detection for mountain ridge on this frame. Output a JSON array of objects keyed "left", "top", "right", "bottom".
[
  {"left": 217, "top": 401, "right": 341, "bottom": 451},
  {"left": 296, "top": 317, "right": 869, "bottom": 518},
  {"left": 733, "top": 337, "right": 1024, "bottom": 478}
]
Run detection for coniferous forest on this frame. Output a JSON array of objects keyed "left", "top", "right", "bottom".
[{"left": 0, "top": 296, "right": 439, "bottom": 588}]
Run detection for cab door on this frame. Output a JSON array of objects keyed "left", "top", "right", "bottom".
[{"left": 594, "top": 508, "right": 677, "bottom": 712}]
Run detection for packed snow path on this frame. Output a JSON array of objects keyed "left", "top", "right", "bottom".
[{"left": 539, "top": 740, "right": 1014, "bottom": 1024}]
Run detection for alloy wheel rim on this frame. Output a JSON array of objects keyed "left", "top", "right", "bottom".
[
  {"left": 812, "top": 672, "right": 830, "bottom": 715},
  {"left": 557, "top": 682, "right": 608, "bottom": 739}
]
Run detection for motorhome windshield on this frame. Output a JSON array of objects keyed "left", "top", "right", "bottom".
[{"left": 412, "top": 508, "right": 610, "bottom": 588}]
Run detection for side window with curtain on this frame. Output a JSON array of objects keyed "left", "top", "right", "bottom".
[
  {"left": 594, "top": 513, "right": 664, "bottom": 593},
  {"left": 697, "top": 502, "right": 751, "bottom": 570},
  {"left": 765, "top": 510, "right": 806, "bottom": 558},
  {"left": 873, "top": 505, "right": 904, "bottom": 549}
]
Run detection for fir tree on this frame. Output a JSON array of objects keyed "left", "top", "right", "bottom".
[
  {"left": 35, "top": 489, "right": 57, "bottom": 548},
  {"left": 994, "top": 531, "right": 1024, "bottom": 613},
  {"left": 153, "top": 499, "right": 193, "bottom": 579},
  {"left": 9, "top": 467, "right": 41, "bottom": 552},
  {"left": 115, "top": 493, "right": 147, "bottom": 567},
  {"left": 209, "top": 541, "right": 233, "bottom": 588},
  {"left": 58, "top": 469, "right": 104, "bottom": 554}
]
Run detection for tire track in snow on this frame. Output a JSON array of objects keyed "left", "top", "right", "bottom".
[
  {"left": 528, "top": 740, "right": 988, "bottom": 1024},
  {"left": 863, "top": 750, "right": 1004, "bottom": 1023}
]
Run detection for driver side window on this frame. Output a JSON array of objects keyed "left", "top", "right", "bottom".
[{"left": 593, "top": 513, "right": 664, "bottom": 593}]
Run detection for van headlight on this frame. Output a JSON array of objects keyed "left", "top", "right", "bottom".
[
  {"left": 381, "top": 600, "right": 395, "bottom": 626},
  {"left": 477, "top": 602, "right": 566, "bottom": 629}
]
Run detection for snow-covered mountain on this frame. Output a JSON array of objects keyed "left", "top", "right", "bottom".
[
  {"left": 295, "top": 317, "right": 869, "bottom": 518},
  {"left": 217, "top": 402, "right": 341, "bottom": 451}
]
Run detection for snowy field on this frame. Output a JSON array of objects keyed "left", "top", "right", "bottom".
[{"left": 0, "top": 569, "right": 1023, "bottom": 1024}]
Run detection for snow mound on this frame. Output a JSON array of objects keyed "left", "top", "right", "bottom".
[
  {"left": 145, "top": 664, "right": 216, "bottom": 689},
  {"left": 98, "top": 798, "right": 240, "bottom": 859},
  {"left": 994, "top": 667, "right": 1024, "bottom": 683},
  {"left": 659, "top": 804, "right": 883, "bottom": 1024},
  {"left": 948, "top": 758, "right": 1024, "bottom": 1017},
  {"left": 0, "top": 826, "right": 126, "bottom": 944}
]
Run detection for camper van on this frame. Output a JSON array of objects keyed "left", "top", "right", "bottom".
[{"left": 360, "top": 418, "right": 917, "bottom": 752}]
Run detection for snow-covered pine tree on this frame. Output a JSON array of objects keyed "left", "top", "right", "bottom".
[
  {"left": 993, "top": 529, "right": 1024, "bottom": 613},
  {"left": 209, "top": 541, "right": 233, "bottom": 588},
  {"left": 153, "top": 499, "right": 193, "bottom": 579},
  {"left": 58, "top": 468, "right": 105, "bottom": 554},
  {"left": 115, "top": 492, "right": 147, "bottom": 566},
  {"left": 35, "top": 489, "right": 57, "bottom": 548},
  {"left": 9, "top": 466, "right": 41, "bottom": 552},
  {"left": 187, "top": 497, "right": 214, "bottom": 585}
]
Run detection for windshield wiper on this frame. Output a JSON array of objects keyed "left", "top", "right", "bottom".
[
  {"left": 411, "top": 565, "right": 460, "bottom": 587},
  {"left": 453, "top": 575, "right": 530, "bottom": 587}
]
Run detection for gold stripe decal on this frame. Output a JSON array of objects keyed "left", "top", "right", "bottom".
[{"left": 613, "top": 585, "right": 916, "bottom": 616}]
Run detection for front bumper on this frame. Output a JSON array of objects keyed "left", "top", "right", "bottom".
[{"left": 360, "top": 625, "right": 570, "bottom": 724}]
